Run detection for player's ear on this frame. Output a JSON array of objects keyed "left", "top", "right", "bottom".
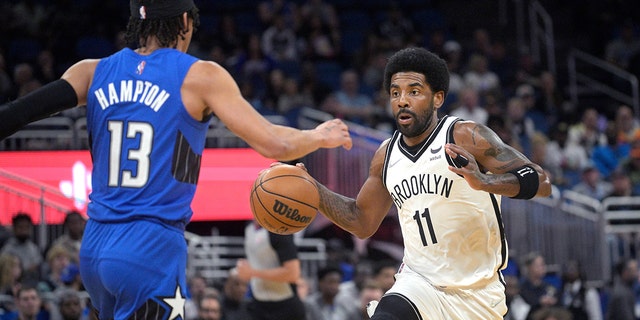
[{"left": 433, "top": 91, "right": 445, "bottom": 109}]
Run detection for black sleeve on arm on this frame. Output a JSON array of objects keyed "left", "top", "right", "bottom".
[
  {"left": 0, "top": 79, "right": 79, "bottom": 140},
  {"left": 269, "top": 233, "right": 298, "bottom": 263}
]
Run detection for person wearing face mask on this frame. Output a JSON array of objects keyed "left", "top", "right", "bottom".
[{"left": 0, "top": 213, "right": 43, "bottom": 288}]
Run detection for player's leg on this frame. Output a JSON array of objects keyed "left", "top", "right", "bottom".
[
  {"left": 82, "top": 219, "right": 188, "bottom": 320},
  {"left": 80, "top": 219, "right": 117, "bottom": 319},
  {"left": 369, "top": 293, "right": 422, "bottom": 320}
]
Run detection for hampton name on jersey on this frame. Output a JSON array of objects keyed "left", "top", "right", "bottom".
[
  {"left": 382, "top": 115, "right": 507, "bottom": 289},
  {"left": 86, "top": 48, "right": 209, "bottom": 225}
]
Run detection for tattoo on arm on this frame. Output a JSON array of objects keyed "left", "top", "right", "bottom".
[
  {"left": 473, "top": 125, "right": 521, "bottom": 169},
  {"left": 317, "top": 183, "right": 358, "bottom": 225}
]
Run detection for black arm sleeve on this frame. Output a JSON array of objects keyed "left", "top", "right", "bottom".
[
  {"left": 0, "top": 79, "right": 79, "bottom": 140},
  {"left": 269, "top": 233, "right": 298, "bottom": 263}
]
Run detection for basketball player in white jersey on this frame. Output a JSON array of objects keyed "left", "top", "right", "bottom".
[{"left": 309, "top": 47, "right": 552, "bottom": 319}]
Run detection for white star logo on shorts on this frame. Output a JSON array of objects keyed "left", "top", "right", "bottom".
[{"left": 162, "top": 286, "right": 186, "bottom": 320}]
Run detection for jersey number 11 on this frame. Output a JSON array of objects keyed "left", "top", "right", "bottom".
[{"left": 413, "top": 208, "right": 438, "bottom": 246}]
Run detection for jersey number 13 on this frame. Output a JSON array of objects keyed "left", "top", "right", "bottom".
[{"left": 107, "top": 120, "right": 153, "bottom": 188}]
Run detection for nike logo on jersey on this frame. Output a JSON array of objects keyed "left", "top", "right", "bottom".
[
  {"left": 490, "top": 297, "right": 504, "bottom": 308},
  {"left": 389, "top": 158, "right": 402, "bottom": 168},
  {"left": 430, "top": 146, "right": 442, "bottom": 154}
]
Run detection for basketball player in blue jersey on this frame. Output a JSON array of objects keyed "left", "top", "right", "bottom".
[
  {"left": 0, "top": 1, "right": 352, "bottom": 319},
  {"left": 306, "top": 47, "right": 552, "bottom": 319}
]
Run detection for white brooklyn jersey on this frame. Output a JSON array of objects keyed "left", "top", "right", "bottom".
[{"left": 383, "top": 115, "right": 507, "bottom": 289}]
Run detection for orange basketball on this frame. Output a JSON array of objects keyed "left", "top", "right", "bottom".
[{"left": 250, "top": 164, "right": 319, "bottom": 235}]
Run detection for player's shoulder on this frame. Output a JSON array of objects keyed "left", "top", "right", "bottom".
[{"left": 186, "top": 60, "right": 233, "bottom": 83}]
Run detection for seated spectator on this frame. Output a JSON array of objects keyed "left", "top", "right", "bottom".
[
  {"left": 261, "top": 14, "right": 298, "bottom": 63},
  {"left": 591, "top": 121, "right": 630, "bottom": 180},
  {"left": 614, "top": 105, "right": 639, "bottom": 146},
  {"left": 298, "top": 14, "right": 340, "bottom": 62},
  {"left": 504, "top": 275, "right": 530, "bottom": 320},
  {"left": 304, "top": 265, "right": 351, "bottom": 320},
  {"left": 343, "top": 279, "right": 384, "bottom": 320},
  {"left": 0, "top": 254, "right": 22, "bottom": 313},
  {"left": 38, "top": 244, "right": 72, "bottom": 294},
  {"left": 51, "top": 211, "right": 85, "bottom": 265},
  {"left": 374, "top": 5, "right": 417, "bottom": 51},
  {"left": 232, "top": 34, "right": 277, "bottom": 99},
  {"left": 0, "top": 286, "right": 50, "bottom": 320},
  {"left": 559, "top": 260, "right": 602, "bottom": 320},
  {"left": 372, "top": 260, "right": 399, "bottom": 293},
  {"left": 55, "top": 288, "right": 90, "bottom": 320},
  {"left": 505, "top": 96, "right": 537, "bottom": 157},
  {"left": 606, "top": 170, "right": 637, "bottom": 199},
  {"left": 321, "top": 69, "right": 377, "bottom": 126},
  {"left": 463, "top": 53, "right": 500, "bottom": 95},
  {"left": 218, "top": 270, "right": 250, "bottom": 320},
  {"left": 336, "top": 259, "right": 374, "bottom": 312},
  {"left": 12, "top": 63, "right": 42, "bottom": 100},
  {"left": 1, "top": 213, "right": 43, "bottom": 288},
  {"left": 571, "top": 165, "right": 613, "bottom": 201},
  {"left": 197, "top": 291, "right": 222, "bottom": 320},
  {"left": 299, "top": 0, "right": 338, "bottom": 30},
  {"left": 185, "top": 274, "right": 212, "bottom": 320},
  {"left": 519, "top": 252, "right": 559, "bottom": 318},
  {"left": 605, "top": 259, "right": 638, "bottom": 320},
  {"left": 566, "top": 108, "right": 607, "bottom": 159},
  {"left": 277, "top": 77, "right": 314, "bottom": 116},
  {"left": 618, "top": 139, "right": 640, "bottom": 195},
  {"left": 604, "top": 20, "right": 640, "bottom": 71},
  {"left": 516, "top": 83, "right": 548, "bottom": 134},
  {"left": 537, "top": 71, "right": 570, "bottom": 125},
  {"left": 450, "top": 86, "right": 489, "bottom": 125}
]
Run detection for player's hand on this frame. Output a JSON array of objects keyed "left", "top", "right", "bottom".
[
  {"left": 294, "top": 162, "right": 308, "bottom": 172},
  {"left": 445, "top": 143, "right": 484, "bottom": 190},
  {"left": 235, "top": 259, "right": 252, "bottom": 281},
  {"left": 315, "top": 119, "right": 352, "bottom": 150}
]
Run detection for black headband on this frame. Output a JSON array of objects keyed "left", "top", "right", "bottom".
[{"left": 130, "top": 0, "right": 195, "bottom": 20}]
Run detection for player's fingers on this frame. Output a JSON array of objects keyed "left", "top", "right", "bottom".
[
  {"left": 343, "top": 138, "right": 353, "bottom": 150},
  {"left": 295, "top": 162, "right": 308, "bottom": 171}
]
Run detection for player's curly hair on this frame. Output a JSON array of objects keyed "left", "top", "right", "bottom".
[
  {"left": 383, "top": 47, "right": 449, "bottom": 98},
  {"left": 125, "top": 7, "right": 200, "bottom": 49}
]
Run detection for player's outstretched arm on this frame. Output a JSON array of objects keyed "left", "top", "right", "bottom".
[
  {"left": 314, "top": 143, "right": 393, "bottom": 239},
  {"left": 445, "top": 121, "right": 552, "bottom": 199},
  {"left": 187, "top": 61, "right": 352, "bottom": 161},
  {"left": 0, "top": 59, "right": 97, "bottom": 140}
]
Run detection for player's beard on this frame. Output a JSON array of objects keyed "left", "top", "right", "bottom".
[{"left": 396, "top": 98, "right": 436, "bottom": 138}]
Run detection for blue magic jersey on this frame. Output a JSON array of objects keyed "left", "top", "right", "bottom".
[{"left": 86, "top": 48, "right": 208, "bottom": 224}]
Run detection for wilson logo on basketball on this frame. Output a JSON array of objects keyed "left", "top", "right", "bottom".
[{"left": 272, "top": 199, "right": 313, "bottom": 223}]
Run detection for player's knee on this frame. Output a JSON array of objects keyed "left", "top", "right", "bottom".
[{"left": 370, "top": 294, "right": 421, "bottom": 320}]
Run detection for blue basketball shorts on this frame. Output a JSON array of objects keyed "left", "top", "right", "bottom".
[{"left": 79, "top": 219, "right": 188, "bottom": 320}]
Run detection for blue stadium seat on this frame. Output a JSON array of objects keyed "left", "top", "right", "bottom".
[
  {"left": 338, "top": 11, "right": 372, "bottom": 32},
  {"left": 234, "top": 11, "right": 262, "bottom": 35},
  {"left": 314, "top": 61, "right": 343, "bottom": 91},
  {"left": 276, "top": 60, "right": 302, "bottom": 82},
  {"left": 340, "top": 29, "right": 366, "bottom": 57},
  {"left": 411, "top": 9, "right": 446, "bottom": 35},
  {"left": 75, "top": 36, "right": 115, "bottom": 59},
  {"left": 199, "top": 13, "right": 220, "bottom": 34},
  {"left": 8, "top": 38, "right": 41, "bottom": 64}
]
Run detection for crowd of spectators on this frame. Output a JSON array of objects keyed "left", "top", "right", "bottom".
[
  {"left": 2, "top": 0, "right": 640, "bottom": 195},
  {"left": 3, "top": 0, "right": 640, "bottom": 319}
]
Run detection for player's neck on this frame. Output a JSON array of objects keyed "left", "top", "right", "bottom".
[{"left": 136, "top": 37, "right": 179, "bottom": 55}]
